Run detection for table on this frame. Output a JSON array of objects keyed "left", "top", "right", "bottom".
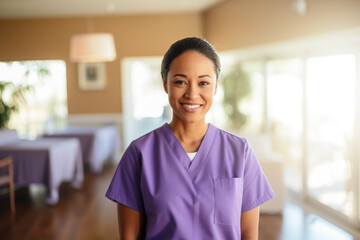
[
  {"left": 0, "top": 137, "right": 84, "bottom": 205},
  {"left": 44, "top": 125, "right": 120, "bottom": 173}
]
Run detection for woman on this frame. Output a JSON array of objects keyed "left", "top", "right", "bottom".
[{"left": 106, "top": 37, "right": 274, "bottom": 240}]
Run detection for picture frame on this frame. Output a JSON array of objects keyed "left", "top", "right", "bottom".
[{"left": 78, "top": 62, "right": 106, "bottom": 90}]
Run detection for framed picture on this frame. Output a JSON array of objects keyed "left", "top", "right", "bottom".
[{"left": 78, "top": 62, "right": 106, "bottom": 90}]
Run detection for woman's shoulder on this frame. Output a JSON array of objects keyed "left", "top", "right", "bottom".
[{"left": 212, "top": 124, "right": 248, "bottom": 145}]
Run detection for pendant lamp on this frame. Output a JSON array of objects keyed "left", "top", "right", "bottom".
[{"left": 70, "top": 33, "right": 116, "bottom": 63}]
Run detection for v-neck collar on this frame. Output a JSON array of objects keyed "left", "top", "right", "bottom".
[{"left": 160, "top": 123, "right": 217, "bottom": 180}]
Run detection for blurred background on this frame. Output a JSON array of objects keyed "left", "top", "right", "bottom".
[{"left": 0, "top": 0, "right": 360, "bottom": 239}]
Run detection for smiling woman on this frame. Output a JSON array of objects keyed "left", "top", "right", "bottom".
[
  {"left": 163, "top": 51, "right": 218, "bottom": 131},
  {"left": 106, "top": 37, "right": 274, "bottom": 240}
]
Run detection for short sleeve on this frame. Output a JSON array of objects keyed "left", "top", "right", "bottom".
[
  {"left": 105, "top": 142, "right": 145, "bottom": 213},
  {"left": 241, "top": 140, "right": 275, "bottom": 212}
]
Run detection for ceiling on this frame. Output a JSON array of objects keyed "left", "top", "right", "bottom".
[{"left": 0, "top": 0, "right": 223, "bottom": 19}]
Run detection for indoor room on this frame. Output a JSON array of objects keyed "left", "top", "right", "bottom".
[{"left": 0, "top": 0, "right": 360, "bottom": 239}]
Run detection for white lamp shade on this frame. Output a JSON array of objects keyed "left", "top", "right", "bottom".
[{"left": 70, "top": 33, "right": 116, "bottom": 62}]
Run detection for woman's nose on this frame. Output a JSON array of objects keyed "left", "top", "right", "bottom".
[{"left": 184, "top": 84, "right": 199, "bottom": 99}]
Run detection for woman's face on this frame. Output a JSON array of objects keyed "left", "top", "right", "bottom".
[{"left": 163, "top": 50, "right": 217, "bottom": 125}]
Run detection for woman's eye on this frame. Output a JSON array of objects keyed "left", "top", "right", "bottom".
[
  {"left": 200, "top": 81, "right": 210, "bottom": 86},
  {"left": 175, "top": 80, "right": 185, "bottom": 85}
]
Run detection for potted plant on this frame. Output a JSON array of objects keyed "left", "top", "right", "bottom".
[
  {"left": 221, "top": 63, "right": 252, "bottom": 130},
  {"left": 0, "top": 81, "right": 31, "bottom": 128}
]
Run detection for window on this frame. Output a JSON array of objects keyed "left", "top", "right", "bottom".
[
  {"left": 267, "top": 59, "right": 303, "bottom": 194},
  {"left": 306, "top": 54, "right": 356, "bottom": 217},
  {"left": 121, "top": 57, "right": 169, "bottom": 147},
  {"left": 0, "top": 60, "right": 67, "bottom": 139},
  {"left": 215, "top": 59, "right": 265, "bottom": 134},
  {"left": 130, "top": 59, "right": 168, "bottom": 120}
]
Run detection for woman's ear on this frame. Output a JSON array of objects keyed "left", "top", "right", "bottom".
[
  {"left": 163, "top": 76, "right": 168, "bottom": 94},
  {"left": 214, "top": 82, "right": 218, "bottom": 95}
]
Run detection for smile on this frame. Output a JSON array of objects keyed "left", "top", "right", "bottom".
[
  {"left": 181, "top": 103, "right": 203, "bottom": 112},
  {"left": 183, "top": 104, "right": 201, "bottom": 109}
]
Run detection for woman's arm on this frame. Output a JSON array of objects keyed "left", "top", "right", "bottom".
[
  {"left": 241, "top": 207, "right": 259, "bottom": 240},
  {"left": 117, "top": 203, "right": 146, "bottom": 240}
]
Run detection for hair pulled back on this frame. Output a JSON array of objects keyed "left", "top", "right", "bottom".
[{"left": 161, "top": 37, "right": 221, "bottom": 82}]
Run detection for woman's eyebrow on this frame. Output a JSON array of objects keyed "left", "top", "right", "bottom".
[
  {"left": 172, "top": 74, "right": 187, "bottom": 78},
  {"left": 199, "top": 74, "right": 213, "bottom": 79},
  {"left": 172, "top": 74, "right": 212, "bottom": 79}
]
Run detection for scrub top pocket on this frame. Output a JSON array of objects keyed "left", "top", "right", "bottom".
[{"left": 213, "top": 178, "right": 243, "bottom": 226}]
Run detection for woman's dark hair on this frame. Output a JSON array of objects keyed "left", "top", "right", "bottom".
[{"left": 161, "top": 37, "right": 221, "bottom": 82}]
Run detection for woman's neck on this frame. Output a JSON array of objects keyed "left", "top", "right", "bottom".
[{"left": 168, "top": 120, "right": 208, "bottom": 153}]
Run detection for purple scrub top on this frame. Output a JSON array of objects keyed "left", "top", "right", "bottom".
[{"left": 106, "top": 123, "right": 274, "bottom": 239}]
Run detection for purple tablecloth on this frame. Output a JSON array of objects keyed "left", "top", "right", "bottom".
[
  {"left": 44, "top": 125, "right": 120, "bottom": 173},
  {"left": 0, "top": 138, "right": 83, "bottom": 204}
]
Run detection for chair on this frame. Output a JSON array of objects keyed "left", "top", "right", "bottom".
[{"left": 0, "top": 156, "right": 15, "bottom": 216}]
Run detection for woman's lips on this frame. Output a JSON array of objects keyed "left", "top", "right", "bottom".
[{"left": 181, "top": 103, "right": 202, "bottom": 112}]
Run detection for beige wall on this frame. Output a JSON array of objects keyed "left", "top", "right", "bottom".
[
  {"left": 0, "top": 13, "right": 203, "bottom": 113},
  {"left": 204, "top": 0, "right": 360, "bottom": 51}
]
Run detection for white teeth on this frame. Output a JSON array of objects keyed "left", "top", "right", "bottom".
[{"left": 183, "top": 104, "right": 200, "bottom": 109}]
